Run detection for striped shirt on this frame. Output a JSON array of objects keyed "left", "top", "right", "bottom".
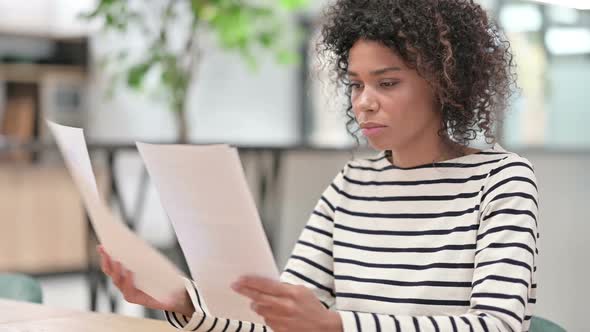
[{"left": 166, "top": 144, "right": 539, "bottom": 332}]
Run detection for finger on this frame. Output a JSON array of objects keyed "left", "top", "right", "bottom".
[
  {"left": 233, "top": 285, "right": 278, "bottom": 304},
  {"left": 120, "top": 267, "right": 136, "bottom": 293},
  {"left": 119, "top": 268, "right": 143, "bottom": 303},
  {"left": 98, "top": 250, "right": 113, "bottom": 276},
  {"left": 234, "top": 287, "right": 294, "bottom": 315},
  {"left": 161, "top": 289, "right": 187, "bottom": 309},
  {"left": 97, "top": 245, "right": 109, "bottom": 261},
  {"left": 99, "top": 252, "right": 111, "bottom": 275},
  {"left": 111, "top": 261, "right": 124, "bottom": 287},
  {"left": 262, "top": 316, "right": 292, "bottom": 331},
  {"left": 251, "top": 300, "right": 294, "bottom": 317},
  {"left": 234, "top": 276, "right": 293, "bottom": 298}
]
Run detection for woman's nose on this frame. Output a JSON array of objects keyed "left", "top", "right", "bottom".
[{"left": 355, "top": 89, "right": 379, "bottom": 114}]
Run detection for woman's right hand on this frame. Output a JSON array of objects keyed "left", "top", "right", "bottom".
[{"left": 97, "top": 245, "right": 195, "bottom": 317}]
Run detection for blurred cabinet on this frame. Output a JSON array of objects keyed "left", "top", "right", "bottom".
[
  {"left": 0, "top": 84, "right": 36, "bottom": 161},
  {"left": 0, "top": 6, "right": 93, "bottom": 275},
  {"left": 0, "top": 35, "right": 88, "bottom": 159},
  {"left": 0, "top": 165, "right": 107, "bottom": 274}
]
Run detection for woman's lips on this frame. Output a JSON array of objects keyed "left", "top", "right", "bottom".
[
  {"left": 361, "top": 127, "right": 386, "bottom": 136},
  {"left": 361, "top": 123, "right": 387, "bottom": 137}
]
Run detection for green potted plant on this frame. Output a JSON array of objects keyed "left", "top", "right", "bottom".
[{"left": 86, "top": 0, "right": 308, "bottom": 142}]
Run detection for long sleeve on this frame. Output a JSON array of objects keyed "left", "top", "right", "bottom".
[
  {"left": 337, "top": 156, "right": 539, "bottom": 332},
  {"left": 279, "top": 167, "right": 346, "bottom": 308},
  {"left": 165, "top": 278, "right": 269, "bottom": 331}
]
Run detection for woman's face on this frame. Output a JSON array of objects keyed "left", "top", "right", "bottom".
[{"left": 348, "top": 39, "right": 442, "bottom": 151}]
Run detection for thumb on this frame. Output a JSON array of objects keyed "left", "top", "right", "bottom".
[{"left": 162, "top": 289, "right": 189, "bottom": 310}]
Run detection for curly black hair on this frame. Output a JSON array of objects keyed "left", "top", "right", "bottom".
[{"left": 317, "top": 0, "right": 517, "bottom": 145}]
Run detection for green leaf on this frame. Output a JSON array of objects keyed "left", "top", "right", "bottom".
[
  {"left": 105, "top": 12, "right": 115, "bottom": 26},
  {"left": 258, "top": 31, "right": 276, "bottom": 48},
  {"left": 250, "top": 7, "right": 273, "bottom": 18},
  {"left": 276, "top": 49, "right": 301, "bottom": 65},
  {"left": 127, "top": 61, "right": 153, "bottom": 89},
  {"left": 279, "top": 0, "right": 309, "bottom": 10},
  {"left": 195, "top": 3, "right": 220, "bottom": 22}
]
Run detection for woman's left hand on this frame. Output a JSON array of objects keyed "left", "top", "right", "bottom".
[{"left": 232, "top": 276, "right": 342, "bottom": 332}]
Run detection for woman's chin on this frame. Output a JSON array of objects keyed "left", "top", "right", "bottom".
[{"left": 365, "top": 139, "right": 394, "bottom": 152}]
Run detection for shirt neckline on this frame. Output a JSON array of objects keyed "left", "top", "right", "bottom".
[{"left": 374, "top": 143, "right": 503, "bottom": 170}]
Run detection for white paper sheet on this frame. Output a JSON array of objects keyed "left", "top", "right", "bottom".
[
  {"left": 47, "top": 121, "right": 185, "bottom": 303},
  {"left": 136, "top": 142, "right": 279, "bottom": 324}
]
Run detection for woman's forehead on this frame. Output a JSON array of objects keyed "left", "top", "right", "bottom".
[{"left": 348, "top": 40, "right": 407, "bottom": 74}]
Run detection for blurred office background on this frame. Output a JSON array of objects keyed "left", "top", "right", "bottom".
[{"left": 0, "top": 0, "right": 587, "bottom": 330}]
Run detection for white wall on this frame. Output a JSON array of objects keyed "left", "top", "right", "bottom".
[
  {"left": 0, "top": 0, "right": 95, "bottom": 37},
  {"left": 522, "top": 150, "right": 589, "bottom": 331}
]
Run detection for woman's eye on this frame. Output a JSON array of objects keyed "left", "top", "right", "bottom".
[
  {"left": 380, "top": 81, "right": 399, "bottom": 87},
  {"left": 348, "top": 83, "right": 362, "bottom": 91}
]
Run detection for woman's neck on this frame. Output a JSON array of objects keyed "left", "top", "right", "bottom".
[{"left": 386, "top": 136, "right": 474, "bottom": 168}]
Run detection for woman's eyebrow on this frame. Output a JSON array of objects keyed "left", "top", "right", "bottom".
[{"left": 347, "top": 66, "right": 402, "bottom": 77}]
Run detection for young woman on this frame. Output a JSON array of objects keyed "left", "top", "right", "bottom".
[{"left": 98, "top": 0, "right": 538, "bottom": 331}]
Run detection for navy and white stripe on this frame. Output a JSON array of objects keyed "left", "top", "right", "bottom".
[{"left": 167, "top": 144, "right": 538, "bottom": 332}]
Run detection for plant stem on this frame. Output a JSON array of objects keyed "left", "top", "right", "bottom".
[{"left": 175, "top": 12, "right": 201, "bottom": 143}]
